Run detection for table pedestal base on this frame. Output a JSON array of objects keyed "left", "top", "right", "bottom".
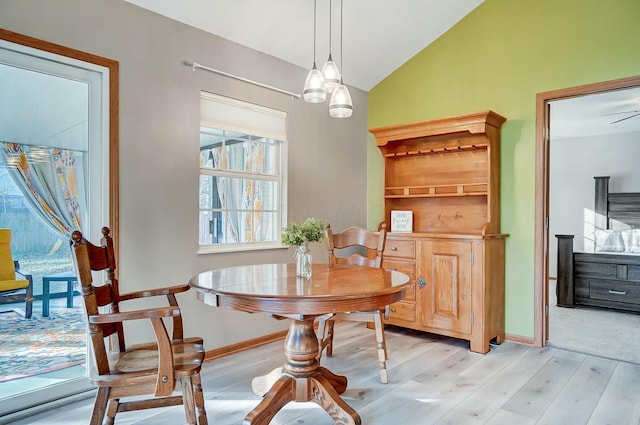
[{"left": 244, "top": 317, "right": 361, "bottom": 425}]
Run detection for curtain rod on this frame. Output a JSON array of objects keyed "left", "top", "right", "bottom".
[{"left": 185, "top": 61, "right": 301, "bottom": 99}]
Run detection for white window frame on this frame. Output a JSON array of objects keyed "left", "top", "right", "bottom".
[{"left": 198, "top": 92, "right": 288, "bottom": 253}]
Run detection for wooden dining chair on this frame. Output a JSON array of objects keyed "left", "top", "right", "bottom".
[
  {"left": 0, "top": 228, "right": 33, "bottom": 318},
  {"left": 317, "top": 222, "right": 390, "bottom": 383},
  {"left": 70, "top": 227, "right": 208, "bottom": 425}
]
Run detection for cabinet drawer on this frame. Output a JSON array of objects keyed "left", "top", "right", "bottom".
[
  {"left": 388, "top": 301, "right": 415, "bottom": 323},
  {"left": 382, "top": 259, "right": 415, "bottom": 300},
  {"left": 590, "top": 279, "right": 640, "bottom": 305},
  {"left": 384, "top": 239, "right": 416, "bottom": 259},
  {"left": 402, "top": 283, "right": 416, "bottom": 301}
]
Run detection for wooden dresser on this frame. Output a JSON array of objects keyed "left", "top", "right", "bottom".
[{"left": 370, "top": 110, "right": 508, "bottom": 354}]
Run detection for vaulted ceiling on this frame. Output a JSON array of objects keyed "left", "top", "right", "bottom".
[
  {"left": 124, "top": 0, "right": 485, "bottom": 92},
  {"left": 124, "top": 0, "right": 640, "bottom": 137}
]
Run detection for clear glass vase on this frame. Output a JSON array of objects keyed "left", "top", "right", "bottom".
[{"left": 296, "top": 245, "right": 312, "bottom": 278}]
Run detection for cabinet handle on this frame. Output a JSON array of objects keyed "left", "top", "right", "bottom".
[
  {"left": 418, "top": 277, "right": 426, "bottom": 288},
  {"left": 608, "top": 289, "right": 627, "bottom": 295},
  {"left": 390, "top": 246, "right": 397, "bottom": 252},
  {"left": 390, "top": 307, "right": 396, "bottom": 313}
]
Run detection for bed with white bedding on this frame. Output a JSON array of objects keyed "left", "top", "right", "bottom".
[{"left": 556, "top": 176, "right": 640, "bottom": 313}]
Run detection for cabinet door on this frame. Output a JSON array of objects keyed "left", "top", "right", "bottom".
[{"left": 420, "top": 240, "right": 472, "bottom": 334}]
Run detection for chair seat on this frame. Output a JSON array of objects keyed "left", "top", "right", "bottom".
[
  {"left": 92, "top": 339, "right": 205, "bottom": 387},
  {"left": 331, "top": 310, "right": 380, "bottom": 318},
  {"left": 0, "top": 279, "right": 29, "bottom": 292}
]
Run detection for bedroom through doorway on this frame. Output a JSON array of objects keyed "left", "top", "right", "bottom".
[{"left": 536, "top": 75, "right": 640, "bottom": 361}]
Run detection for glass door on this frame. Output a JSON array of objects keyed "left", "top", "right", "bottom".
[{"left": 0, "top": 37, "right": 109, "bottom": 417}]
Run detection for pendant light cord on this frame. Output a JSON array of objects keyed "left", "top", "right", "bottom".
[
  {"left": 313, "top": 0, "right": 317, "bottom": 65},
  {"left": 329, "top": 0, "right": 332, "bottom": 56},
  {"left": 340, "top": 0, "right": 343, "bottom": 79}
]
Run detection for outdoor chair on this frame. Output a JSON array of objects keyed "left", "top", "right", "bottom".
[
  {"left": 70, "top": 227, "right": 208, "bottom": 425},
  {"left": 0, "top": 228, "right": 33, "bottom": 318},
  {"left": 316, "top": 223, "right": 390, "bottom": 383}
]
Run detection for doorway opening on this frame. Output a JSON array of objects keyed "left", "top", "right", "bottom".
[{"left": 534, "top": 75, "right": 640, "bottom": 353}]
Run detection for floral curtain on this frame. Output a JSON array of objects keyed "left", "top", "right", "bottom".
[{"left": 0, "top": 142, "right": 86, "bottom": 237}]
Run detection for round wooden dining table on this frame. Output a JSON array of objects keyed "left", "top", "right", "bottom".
[{"left": 189, "top": 262, "right": 410, "bottom": 425}]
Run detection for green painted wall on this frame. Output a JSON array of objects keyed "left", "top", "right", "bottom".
[{"left": 367, "top": 0, "right": 640, "bottom": 337}]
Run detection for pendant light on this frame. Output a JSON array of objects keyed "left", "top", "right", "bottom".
[
  {"left": 329, "top": 84, "right": 353, "bottom": 118},
  {"left": 329, "top": 0, "right": 353, "bottom": 118},
  {"left": 321, "top": 0, "right": 340, "bottom": 93},
  {"left": 303, "top": 0, "right": 327, "bottom": 103}
]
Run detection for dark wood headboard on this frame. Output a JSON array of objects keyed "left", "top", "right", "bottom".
[{"left": 594, "top": 176, "right": 640, "bottom": 229}]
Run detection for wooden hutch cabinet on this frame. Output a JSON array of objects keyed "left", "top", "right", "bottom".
[{"left": 370, "top": 110, "right": 507, "bottom": 354}]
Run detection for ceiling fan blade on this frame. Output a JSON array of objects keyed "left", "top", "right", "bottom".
[
  {"left": 610, "top": 113, "right": 640, "bottom": 124},
  {"left": 602, "top": 109, "right": 640, "bottom": 116}
]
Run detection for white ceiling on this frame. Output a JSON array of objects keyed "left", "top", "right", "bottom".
[
  {"left": 124, "top": 0, "right": 485, "bottom": 92},
  {"left": 124, "top": 0, "right": 640, "bottom": 138},
  {"left": 550, "top": 87, "right": 640, "bottom": 140}
]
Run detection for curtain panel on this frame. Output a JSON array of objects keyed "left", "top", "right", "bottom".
[{"left": 1, "top": 142, "right": 86, "bottom": 237}]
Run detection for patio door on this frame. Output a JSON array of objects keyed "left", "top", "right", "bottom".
[{"left": 0, "top": 35, "right": 111, "bottom": 417}]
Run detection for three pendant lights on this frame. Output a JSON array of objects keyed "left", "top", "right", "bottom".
[{"left": 302, "top": 0, "right": 353, "bottom": 118}]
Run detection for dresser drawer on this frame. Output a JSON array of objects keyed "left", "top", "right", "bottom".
[
  {"left": 627, "top": 265, "right": 640, "bottom": 281},
  {"left": 590, "top": 279, "right": 640, "bottom": 305},
  {"left": 388, "top": 301, "right": 415, "bottom": 323},
  {"left": 384, "top": 239, "right": 416, "bottom": 259},
  {"left": 575, "top": 261, "right": 618, "bottom": 279}
]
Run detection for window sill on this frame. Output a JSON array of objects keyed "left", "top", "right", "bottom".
[{"left": 197, "top": 242, "right": 288, "bottom": 254}]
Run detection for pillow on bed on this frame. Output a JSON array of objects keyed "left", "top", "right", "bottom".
[
  {"left": 594, "top": 229, "right": 625, "bottom": 252},
  {"left": 620, "top": 229, "right": 634, "bottom": 252},
  {"left": 629, "top": 229, "right": 640, "bottom": 253},
  {"left": 616, "top": 229, "right": 640, "bottom": 253}
]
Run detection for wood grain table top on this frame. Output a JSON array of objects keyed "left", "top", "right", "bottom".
[{"left": 189, "top": 263, "right": 410, "bottom": 316}]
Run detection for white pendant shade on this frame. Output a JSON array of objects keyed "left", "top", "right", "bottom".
[
  {"left": 321, "top": 55, "right": 340, "bottom": 93},
  {"left": 303, "top": 64, "right": 327, "bottom": 103},
  {"left": 329, "top": 83, "right": 353, "bottom": 118},
  {"left": 303, "top": 0, "right": 352, "bottom": 117}
]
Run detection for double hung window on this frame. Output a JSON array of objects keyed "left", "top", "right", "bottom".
[{"left": 199, "top": 93, "right": 287, "bottom": 252}]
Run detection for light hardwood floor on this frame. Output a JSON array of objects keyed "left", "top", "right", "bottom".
[{"left": 9, "top": 322, "right": 640, "bottom": 425}]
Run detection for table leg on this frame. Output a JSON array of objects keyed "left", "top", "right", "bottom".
[
  {"left": 243, "top": 375, "right": 294, "bottom": 425},
  {"left": 316, "top": 366, "right": 348, "bottom": 394},
  {"left": 251, "top": 367, "right": 283, "bottom": 397},
  {"left": 310, "top": 373, "right": 360, "bottom": 425},
  {"left": 42, "top": 278, "right": 50, "bottom": 318},
  {"left": 244, "top": 317, "right": 360, "bottom": 425},
  {"left": 66, "top": 281, "right": 74, "bottom": 308}
]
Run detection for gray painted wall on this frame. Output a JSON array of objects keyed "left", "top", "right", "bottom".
[
  {"left": 0, "top": 0, "right": 370, "bottom": 349},
  {"left": 549, "top": 131, "right": 640, "bottom": 276}
]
